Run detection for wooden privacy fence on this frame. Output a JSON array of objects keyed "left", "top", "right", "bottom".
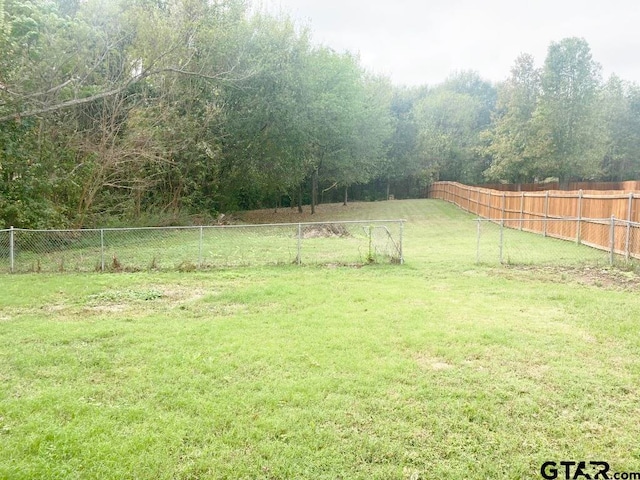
[
  {"left": 429, "top": 181, "right": 640, "bottom": 260},
  {"left": 479, "top": 180, "right": 640, "bottom": 192}
]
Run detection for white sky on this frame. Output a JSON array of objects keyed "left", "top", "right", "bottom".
[{"left": 259, "top": 0, "right": 640, "bottom": 86}]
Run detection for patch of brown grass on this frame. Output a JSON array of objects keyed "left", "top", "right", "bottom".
[
  {"left": 237, "top": 202, "right": 362, "bottom": 224},
  {"left": 495, "top": 264, "right": 640, "bottom": 290}
]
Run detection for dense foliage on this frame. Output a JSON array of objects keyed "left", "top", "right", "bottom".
[{"left": 1, "top": 1, "right": 639, "bottom": 227}]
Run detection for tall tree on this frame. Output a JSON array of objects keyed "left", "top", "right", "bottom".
[
  {"left": 303, "top": 48, "right": 391, "bottom": 212},
  {"left": 0, "top": 0, "right": 88, "bottom": 227},
  {"left": 379, "top": 85, "right": 428, "bottom": 199},
  {"left": 484, "top": 53, "right": 542, "bottom": 184},
  {"left": 331, "top": 74, "right": 394, "bottom": 205},
  {"left": 216, "top": 12, "right": 312, "bottom": 211},
  {"left": 534, "top": 37, "right": 604, "bottom": 185},
  {"left": 600, "top": 76, "right": 640, "bottom": 181},
  {"left": 414, "top": 71, "right": 496, "bottom": 184}
]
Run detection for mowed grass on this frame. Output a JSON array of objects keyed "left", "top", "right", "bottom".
[{"left": 1, "top": 200, "right": 640, "bottom": 479}]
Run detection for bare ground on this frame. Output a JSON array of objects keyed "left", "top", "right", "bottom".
[
  {"left": 494, "top": 264, "right": 640, "bottom": 290},
  {"left": 237, "top": 202, "right": 362, "bottom": 224}
]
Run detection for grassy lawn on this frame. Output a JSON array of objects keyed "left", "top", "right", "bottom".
[{"left": 1, "top": 199, "right": 640, "bottom": 479}]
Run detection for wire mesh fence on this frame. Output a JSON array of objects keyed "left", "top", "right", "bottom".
[
  {"left": 0, "top": 220, "right": 404, "bottom": 274},
  {"left": 476, "top": 217, "right": 640, "bottom": 267}
]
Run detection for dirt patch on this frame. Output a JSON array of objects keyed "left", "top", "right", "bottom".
[
  {"left": 86, "top": 304, "right": 129, "bottom": 313},
  {"left": 495, "top": 264, "right": 640, "bottom": 290},
  {"left": 238, "top": 202, "right": 360, "bottom": 224},
  {"left": 86, "top": 286, "right": 209, "bottom": 308},
  {"left": 160, "top": 286, "right": 208, "bottom": 302},
  {"left": 416, "top": 352, "right": 453, "bottom": 371},
  {"left": 325, "top": 263, "right": 363, "bottom": 269},
  {"left": 301, "top": 224, "right": 351, "bottom": 239}
]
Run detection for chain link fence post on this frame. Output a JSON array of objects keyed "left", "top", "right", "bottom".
[
  {"left": 9, "top": 226, "right": 14, "bottom": 274},
  {"left": 626, "top": 193, "right": 633, "bottom": 261},
  {"left": 476, "top": 218, "right": 481, "bottom": 263},
  {"left": 100, "top": 229, "right": 105, "bottom": 272},
  {"left": 198, "top": 226, "right": 203, "bottom": 268},
  {"left": 543, "top": 191, "right": 549, "bottom": 237},
  {"left": 499, "top": 219, "right": 504, "bottom": 264},
  {"left": 399, "top": 220, "right": 404, "bottom": 264},
  {"left": 297, "top": 223, "right": 302, "bottom": 265},
  {"left": 610, "top": 215, "right": 616, "bottom": 266},
  {"left": 519, "top": 193, "right": 524, "bottom": 231},
  {"left": 576, "top": 189, "right": 583, "bottom": 244}
]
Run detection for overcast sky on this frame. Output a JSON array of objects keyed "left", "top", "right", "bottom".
[{"left": 260, "top": 0, "right": 640, "bottom": 86}]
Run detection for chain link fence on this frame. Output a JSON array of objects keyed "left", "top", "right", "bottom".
[
  {"left": 476, "top": 217, "right": 640, "bottom": 266},
  {"left": 0, "top": 220, "right": 404, "bottom": 274}
]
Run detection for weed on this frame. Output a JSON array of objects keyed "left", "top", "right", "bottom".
[
  {"left": 88, "top": 288, "right": 163, "bottom": 303},
  {"left": 178, "top": 260, "right": 197, "bottom": 272}
]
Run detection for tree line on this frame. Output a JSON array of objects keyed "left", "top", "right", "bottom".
[{"left": 1, "top": 0, "right": 639, "bottom": 228}]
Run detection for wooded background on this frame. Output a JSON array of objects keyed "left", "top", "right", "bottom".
[{"left": 2, "top": 1, "right": 640, "bottom": 229}]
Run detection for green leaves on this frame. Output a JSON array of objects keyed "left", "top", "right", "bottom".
[
  {"left": 600, "top": 76, "right": 640, "bottom": 181},
  {"left": 414, "top": 72, "right": 496, "bottom": 184},
  {"left": 484, "top": 38, "right": 613, "bottom": 185},
  {"left": 537, "top": 38, "right": 603, "bottom": 182},
  {"left": 483, "top": 54, "right": 542, "bottom": 183}
]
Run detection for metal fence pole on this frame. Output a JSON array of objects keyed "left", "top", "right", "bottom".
[
  {"left": 9, "top": 226, "right": 14, "bottom": 274},
  {"left": 297, "top": 223, "right": 302, "bottom": 265},
  {"left": 399, "top": 220, "right": 404, "bottom": 264},
  {"left": 610, "top": 215, "right": 616, "bottom": 266},
  {"left": 626, "top": 193, "right": 633, "bottom": 261},
  {"left": 100, "top": 229, "right": 105, "bottom": 272},
  {"left": 543, "top": 191, "right": 549, "bottom": 237},
  {"left": 198, "top": 226, "right": 203, "bottom": 268},
  {"left": 576, "top": 189, "right": 583, "bottom": 244},
  {"left": 488, "top": 190, "right": 493, "bottom": 218},
  {"left": 625, "top": 219, "right": 631, "bottom": 262},
  {"left": 499, "top": 220, "right": 504, "bottom": 264},
  {"left": 519, "top": 193, "right": 524, "bottom": 231},
  {"left": 476, "top": 219, "right": 481, "bottom": 263}
]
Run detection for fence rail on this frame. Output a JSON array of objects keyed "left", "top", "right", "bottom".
[
  {"left": 0, "top": 220, "right": 405, "bottom": 274},
  {"left": 478, "top": 180, "right": 640, "bottom": 192},
  {"left": 430, "top": 181, "right": 640, "bottom": 261}
]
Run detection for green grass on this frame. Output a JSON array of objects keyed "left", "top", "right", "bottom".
[
  {"left": 478, "top": 221, "right": 610, "bottom": 266},
  {"left": 1, "top": 200, "right": 640, "bottom": 479}
]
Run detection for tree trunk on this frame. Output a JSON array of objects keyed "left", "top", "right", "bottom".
[
  {"left": 297, "top": 184, "right": 303, "bottom": 213},
  {"left": 343, "top": 185, "right": 348, "bottom": 206},
  {"left": 559, "top": 177, "right": 570, "bottom": 190},
  {"left": 311, "top": 168, "right": 318, "bottom": 214},
  {"left": 386, "top": 179, "right": 390, "bottom": 200}
]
